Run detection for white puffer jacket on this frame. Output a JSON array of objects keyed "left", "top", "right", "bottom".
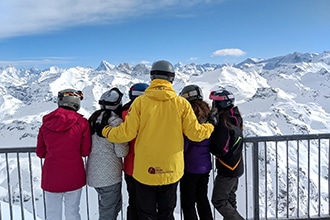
[{"left": 86, "top": 111, "right": 129, "bottom": 187}]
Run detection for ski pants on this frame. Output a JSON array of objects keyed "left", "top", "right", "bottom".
[
  {"left": 44, "top": 188, "right": 82, "bottom": 220},
  {"left": 211, "top": 175, "right": 244, "bottom": 220},
  {"left": 135, "top": 179, "right": 178, "bottom": 220},
  {"left": 95, "top": 182, "right": 122, "bottom": 220},
  {"left": 125, "top": 174, "right": 139, "bottom": 220},
  {"left": 180, "top": 172, "right": 213, "bottom": 220}
]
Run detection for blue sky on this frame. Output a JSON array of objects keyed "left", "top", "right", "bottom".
[{"left": 0, "top": 0, "right": 329, "bottom": 69}]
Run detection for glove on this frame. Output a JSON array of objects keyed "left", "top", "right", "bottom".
[
  {"left": 208, "top": 113, "right": 218, "bottom": 126},
  {"left": 95, "top": 122, "right": 107, "bottom": 138},
  {"left": 94, "top": 110, "right": 112, "bottom": 138}
]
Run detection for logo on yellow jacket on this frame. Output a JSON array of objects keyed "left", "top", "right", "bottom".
[{"left": 148, "top": 166, "right": 174, "bottom": 174}]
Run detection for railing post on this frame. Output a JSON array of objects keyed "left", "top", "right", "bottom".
[{"left": 252, "top": 140, "right": 260, "bottom": 220}]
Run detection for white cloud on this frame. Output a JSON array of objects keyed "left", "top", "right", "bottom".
[
  {"left": 140, "top": 60, "right": 151, "bottom": 65},
  {"left": 211, "top": 48, "right": 246, "bottom": 57},
  {"left": 0, "top": 0, "right": 219, "bottom": 39}
]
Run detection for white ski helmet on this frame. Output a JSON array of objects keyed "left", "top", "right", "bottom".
[{"left": 98, "top": 87, "right": 123, "bottom": 110}]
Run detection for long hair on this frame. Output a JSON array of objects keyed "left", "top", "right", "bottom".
[
  {"left": 190, "top": 100, "right": 211, "bottom": 123},
  {"left": 88, "top": 107, "right": 122, "bottom": 135}
]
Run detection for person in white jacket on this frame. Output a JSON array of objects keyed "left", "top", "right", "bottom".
[{"left": 86, "top": 88, "right": 129, "bottom": 220}]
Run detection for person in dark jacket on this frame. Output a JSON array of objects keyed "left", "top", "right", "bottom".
[
  {"left": 179, "top": 85, "right": 213, "bottom": 220},
  {"left": 36, "top": 89, "right": 91, "bottom": 220},
  {"left": 209, "top": 89, "right": 244, "bottom": 220}
]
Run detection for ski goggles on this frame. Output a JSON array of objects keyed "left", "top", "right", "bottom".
[
  {"left": 58, "top": 90, "right": 84, "bottom": 100},
  {"left": 209, "top": 91, "right": 234, "bottom": 101}
]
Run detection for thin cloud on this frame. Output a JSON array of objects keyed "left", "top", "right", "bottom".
[
  {"left": 0, "top": 0, "right": 220, "bottom": 39},
  {"left": 0, "top": 57, "right": 74, "bottom": 68},
  {"left": 211, "top": 48, "right": 246, "bottom": 57}
]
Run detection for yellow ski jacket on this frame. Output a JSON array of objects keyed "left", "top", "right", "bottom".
[{"left": 103, "top": 79, "right": 214, "bottom": 185}]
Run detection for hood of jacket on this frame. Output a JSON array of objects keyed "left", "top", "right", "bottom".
[
  {"left": 144, "top": 79, "right": 176, "bottom": 101},
  {"left": 42, "top": 107, "right": 82, "bottom": 132}
]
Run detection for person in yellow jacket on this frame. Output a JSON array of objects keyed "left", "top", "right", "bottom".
[{"left": 95, "top": 60, "right": 214, "bottom": 220}]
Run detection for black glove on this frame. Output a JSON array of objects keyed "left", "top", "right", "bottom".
[
  {"left": 208, "top": 113, "right": 218, "bottom": 126},
  {"left": 95, "top": 122, "right": 107, "bottom": 138}
]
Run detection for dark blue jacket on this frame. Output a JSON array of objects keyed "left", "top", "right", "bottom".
[{"left": 183, "top": 137, "right": 212, "bottom": 174}]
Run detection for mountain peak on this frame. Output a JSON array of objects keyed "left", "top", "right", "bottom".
[{"left": 96, "top": 60, "right": 115, "bottom": 71}]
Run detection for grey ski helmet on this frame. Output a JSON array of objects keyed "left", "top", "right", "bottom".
[
  {"left": 150, "top": 60, "right": 175, "bottom": 83},
  {"left": 179, "top": 85, "right": 203, "bottom": 102},
  {"left": 57, "top": 89, "right": 83, "bottom": 111},
  {"left": 98, "top": 87, "right": 123, "bottom": 110},
  {"left": 209, "top": 89, "right": 235, "bottom": 110}
]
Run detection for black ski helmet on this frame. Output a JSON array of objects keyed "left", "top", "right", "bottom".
[
  {"left": 57, "top": 89, "right": 83, "bottom": 111},
  {"left": 150, "top": 60, "right": 175, "bottom": 83},
  {"left": 179, "top": 84, "right": 203, "bottom": 102},
  {"left": 209, "top": 89, "right": 235, "bottom": 110}
]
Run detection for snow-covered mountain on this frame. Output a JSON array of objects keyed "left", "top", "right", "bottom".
[
  {"left": 1, "top": 51, "right": 329, "bottom": 147},
  {"left": 0, "top": 51, "right": 330, "bottom": 219}
]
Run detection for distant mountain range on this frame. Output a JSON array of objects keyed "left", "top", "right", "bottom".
[{"left": 1, "top": 51, "right": 330, "bottom": 147}]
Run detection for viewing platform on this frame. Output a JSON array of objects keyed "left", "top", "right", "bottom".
[{"left": 1, "top": 133, "right": 330, "bottom": 220}]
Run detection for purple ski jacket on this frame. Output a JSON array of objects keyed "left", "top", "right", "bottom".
[{"left": 183, "top": 137, "right": 212, "bottom": 174}]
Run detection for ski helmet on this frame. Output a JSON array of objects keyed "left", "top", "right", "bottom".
[
  {"left": 99, "top": 87, "right": 123, "bottom": 110},
  {"left": 209, "top": 89, "right": 235, "bottom": 110},
  {"left": 179, "top": 84, "right": 203, "bottom": 102},
  {"left": 129, "top": 83, "right": 148, "bottom": 101},
  {"left": 57, "top": 89, "right": 83, "bottom": 111},
  {"left": 150, "top": 60, "right": 175, "bottom": 83}
]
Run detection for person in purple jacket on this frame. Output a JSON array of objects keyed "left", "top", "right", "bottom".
[{"left": 179, "top": 85, "right": 213, "bottom": 220}]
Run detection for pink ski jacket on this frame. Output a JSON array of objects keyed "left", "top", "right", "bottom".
[{"left": 36, "top": 107, "right": 91, "bottom": 192}]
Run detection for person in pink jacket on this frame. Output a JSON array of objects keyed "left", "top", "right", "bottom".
[{"left": 36, "top": 89, "right": 91, "bottom": 220}]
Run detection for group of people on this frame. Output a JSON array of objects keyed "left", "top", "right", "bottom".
[{"left": 36, "top": 60, "right": 244, "bottom": 220}]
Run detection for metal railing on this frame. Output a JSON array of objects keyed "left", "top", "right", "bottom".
[
  {"left": 0, "top": 133, "right": 330, "bottom": 220},
  {"left": 243, "top": 133, "right": 330, "bottom": 220}
]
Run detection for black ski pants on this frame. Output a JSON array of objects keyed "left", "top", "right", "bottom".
[
  {"left": 135, "top": 179, "right": 178, "bottom": 220},
  {"left": 180, "top": 172, "right": 213, "bottom": 220},
  {"left": 211, "top": 175, "right": 244, "bottom": 220},
  {"left": 125, "top": 174, "right": 139, "bottom": 220}
]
